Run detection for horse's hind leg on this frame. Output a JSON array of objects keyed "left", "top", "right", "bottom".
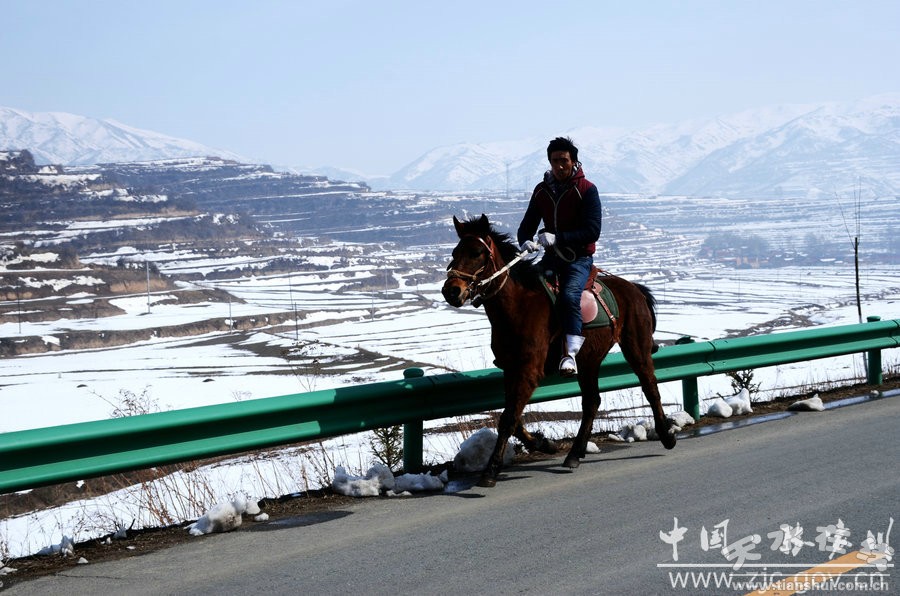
[{"left": 620, "top": 330, "right": 676, "bottom": 450}]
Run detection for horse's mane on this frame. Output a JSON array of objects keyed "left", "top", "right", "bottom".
[{"left": 457, "top": 216, "right": 544, "bottom": 290}]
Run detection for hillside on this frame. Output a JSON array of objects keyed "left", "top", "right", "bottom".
[{"left": 2, "top": 148, "right": 897, "bottom": 363}]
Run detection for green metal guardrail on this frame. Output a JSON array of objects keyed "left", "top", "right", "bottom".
[{"left": 1, "top": 317, "right": 898, "bottom": 494}]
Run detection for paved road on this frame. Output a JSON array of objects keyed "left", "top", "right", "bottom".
[{"left": 8, "top": 395, "right": 898, "bottom": 595}]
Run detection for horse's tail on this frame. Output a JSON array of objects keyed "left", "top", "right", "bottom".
[{"left": 635, "top": 283, "right": 657, "bottom": 333}]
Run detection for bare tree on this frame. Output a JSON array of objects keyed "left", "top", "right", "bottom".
[
  {"left": 835, "top": 179, "right": 867, "bottom": 377},
  {"left": 835, "top": 179, "right": 863, "bottom": 324}
]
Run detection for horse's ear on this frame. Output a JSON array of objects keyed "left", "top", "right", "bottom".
[
  {"left": 453, "top": 215, "right": 465, "bottom": 237},
  {"left": 477, "top": 214, "right": 490, "bottom": 234}
]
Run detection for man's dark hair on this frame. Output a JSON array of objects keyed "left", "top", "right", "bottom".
[{"left": 547, "top": 136, "right": 579, "bottom": 163}]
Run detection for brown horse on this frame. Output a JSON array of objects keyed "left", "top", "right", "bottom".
[{"left": 442, "top": 214, "right": 675, "bottom": 487}]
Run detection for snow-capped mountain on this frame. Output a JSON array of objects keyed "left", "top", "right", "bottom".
[
  {"left": 3, "top": 94, "right": 899, "bottom": 198},
  {"left": 0, "top": 107, "right": 244, "bottom": 166},
  {"left": 380, "top": 93, "right": 900, "bottom": 198}
]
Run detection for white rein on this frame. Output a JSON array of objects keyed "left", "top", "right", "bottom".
[{"left": 476, "top": 250, "right": 528, "bottom": 288}]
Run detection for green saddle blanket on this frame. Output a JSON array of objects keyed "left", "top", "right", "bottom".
[{"left": 540, "top": 273, "right": 619, "bottom": 329}]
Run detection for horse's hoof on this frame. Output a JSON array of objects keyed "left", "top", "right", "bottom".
[
  {"left": 657, "top": 424, "right": 677, "bottom": 450},
  {"left": 477, "top": 475, "right": 497, "bottom": 488},
  {"left": 534, "top": 437, "right": 559, "bottom": 454},
  {"left": 660, "top": 432, "right": 677, "bottom": 450},
  {"left": 563, "top": 457, "right": 580, "bottom": 469}
]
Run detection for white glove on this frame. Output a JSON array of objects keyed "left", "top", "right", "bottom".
[
  {"left": 538, "top": 232, "right": 556, "bottom": 247},
  {"left": 520, "top": 240, "right": 539, "bottom": 253}
]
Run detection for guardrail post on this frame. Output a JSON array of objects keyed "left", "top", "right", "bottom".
[
  {"left": 675, "top": 336, "right": 701, "bottom": 420},
  {"left": 866, "top": 316, "right": 883, "bottom": 385},
  {"left": 682, "top": 377, "right": 700, "bottom": 421},
  {"left": 402, "top": 367, "right": 425, "bottom": 473}
]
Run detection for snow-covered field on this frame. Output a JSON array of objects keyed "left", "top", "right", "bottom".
[
  {"left": 2, "top": 259, "right": 897, "bottom": 434},
  {"left": 2, "top": 222, "right": 899, "bottom": 560}
]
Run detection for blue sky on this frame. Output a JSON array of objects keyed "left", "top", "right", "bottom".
[{"left": 3, "top": 0, "right": 899, "bottom": 174}]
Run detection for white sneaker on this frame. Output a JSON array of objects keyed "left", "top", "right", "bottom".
[
  {"left": 559, "top": 355, "right": 578, "bottom": 376},
  {"left": 559, "top": 334, "right": 585, "bottom": 377}
]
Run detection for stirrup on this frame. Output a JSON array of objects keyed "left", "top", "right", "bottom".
[{"left": 559, "top": 355, "right": 578, "bottom": 377}]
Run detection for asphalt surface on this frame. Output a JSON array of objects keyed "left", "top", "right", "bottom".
[{"left": 7, "top": 394, "right": 898, "bottom": 595}]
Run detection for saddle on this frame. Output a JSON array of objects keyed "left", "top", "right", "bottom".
[{"left": 540, "top": 266, "right": 619, "bottom": 330}]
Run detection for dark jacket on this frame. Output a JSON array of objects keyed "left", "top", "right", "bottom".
[{"left": 517, "top": 166, "right": 602, "bottom": 257}]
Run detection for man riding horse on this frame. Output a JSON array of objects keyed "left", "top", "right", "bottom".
[{"left": 517, "top": 136, "right": 602, "bottom": 377}]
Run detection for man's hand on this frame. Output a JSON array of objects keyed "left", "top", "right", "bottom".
[
  {"left": 538, "top": 232, "right": 556, "bottom": 247},
  {"left": 519, "top": 240, "right": 539, "bottom": 253}
]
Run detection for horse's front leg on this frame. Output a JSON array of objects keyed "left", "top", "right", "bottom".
[
  {"left": 478, "top": 408, "right": 517, "bottom": 487},
  {"left": 514, "top": 422, "right": 558, "bottom": 454},
  {"left": 478, "top": 372, "right": 540, "bottom": 487}
]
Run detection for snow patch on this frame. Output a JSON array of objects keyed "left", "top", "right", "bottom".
[
  {"left": 788, "top": 394, "right": 825, "bottom": 411},
  {"left": 36, "top": 535, "right": 75, "bottom": 557},
  {"left": 452, "top": 428, "right": 515, "bottom": 472},
  {"left": 186, "top": 495, "right": 261, "bottom": 536},
  {"left": 332, "top": 464, "right": 396, "bottom": 497},
  {"left": 706, "top": 398, "right": 734, "bottom": 418},
  {"left": 725, "top": 388, "right": 754, "bottom": 415}
]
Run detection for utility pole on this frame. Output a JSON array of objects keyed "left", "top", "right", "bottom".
[
  {"left": 853, "top": 180, "right": 862, "bottom": 325},
  {"left": 16, "top": 283, "right": 22, "bottom": 334},
  {"left": 505, "top": 162, "right": 510, "bottom": 199},
  {"left": 836, "top": 179, "right": 866, "bottom": 376},
  {"left": 854, "top": 236, "right": 861, "bottom": 323},
  {"left": 852, "top": 183, "right": 866, "bottom": 377},
  {"left": 146, "top": 260, "right": 151, "bottom": 314},
  {"left": 288, "top": 272, "right": 298, "bottom": 341},
  {"left": 836, "top": 181, "right": 864, "bottom": 324}
]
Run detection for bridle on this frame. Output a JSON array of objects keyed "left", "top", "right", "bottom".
[{"left": 446, "top": 234, "right": 527, "bottom": 306}]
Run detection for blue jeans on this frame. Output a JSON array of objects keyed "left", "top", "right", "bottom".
[{"left": 542, "top": 254, "right": 593, "bottom": 336}]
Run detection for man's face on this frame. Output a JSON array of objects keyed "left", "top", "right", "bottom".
[{"left": 549, "top": 150, "right": 575, "bottom": 181}]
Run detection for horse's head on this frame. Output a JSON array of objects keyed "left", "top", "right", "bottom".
[{"left": 442, "top": 214, "right": 498, "bottom": 307}]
